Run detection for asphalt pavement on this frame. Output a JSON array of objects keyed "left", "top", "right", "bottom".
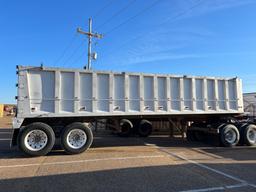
[{"left": 0, "top": 129, "right": 255, "bottom": 192}]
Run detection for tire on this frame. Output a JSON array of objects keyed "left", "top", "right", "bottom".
[
  {"left": 220, "top": 124, "right": 240, "bottom": 147},
  {"left": 61, "top": 122, "right": 93, "bottom": 155},
  {"left": 186, "top": 130, "right": 196, "bottom": 141},
  {"left": 18, "top": 122, "right": 55, "bottom": 156},
  {"left": 194, "top": 131, "right": 206, "bottom": 142},
  {"left": 117, "top": 119, "right": 132, "bottom": 137},
  {"left": 238, "top": 123, "right": 248, "bottom": 145},
  {"left": 243, "top": 124, "right": 256, "bottom": 146},
  {"left": 138, "top": 120, "right": 152, "bottom": 137}
]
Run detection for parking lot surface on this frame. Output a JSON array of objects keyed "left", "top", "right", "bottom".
[{"left": 0, "top": 129, "right": 255, "bottom": 192}]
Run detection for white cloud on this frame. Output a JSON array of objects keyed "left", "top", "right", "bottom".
[
  {"left": 162, "top": 0, "right": 255, "bottom": 24},
  {"left": 111, "top": 52, "right": 203, "bottom": 66},
  {"left": 102, "top": 0, "right": 256, "bottom": 68}
]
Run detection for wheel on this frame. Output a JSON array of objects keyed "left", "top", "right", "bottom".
[
  {"left": 186, "top": 130, "right": 196, "bottom": 141},
  {"left": 61, "top": 122, "right": 93, "bottom": 154},
  {"left": 243, "top": 124, "right": 256, "bottom": 146},
  {"left": 18, "top": 122, "right": 55, "bottom": 156},
  {"left": 194, "top": 131, "right": 206, "bottom": 142},
  {"left": 220, "top": 124, "right": 240, "bottom": 147},
  {"left": 238, "top": 123, "right": 248, "bottom": 145},
  {"left": 138, "top": 120, "right": 152, "bottom": 137},
  {"left": 117, "top": 119, "right": 132, "bottom": 137}
]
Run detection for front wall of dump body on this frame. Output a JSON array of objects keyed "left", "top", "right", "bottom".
[{"left": 15, "top": 66, "right": 244, "bottom": 121}]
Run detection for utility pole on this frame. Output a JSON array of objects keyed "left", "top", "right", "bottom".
[{"left": 77, "top": 18, "right": 103, "bottom": 70}]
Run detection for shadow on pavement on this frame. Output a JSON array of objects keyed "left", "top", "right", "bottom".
[
  {"left": 0, "top": 131, "right": 255, "bottom": 161},
  {"left": 0, "top": 162, "right": 255, "bottom": 192}
]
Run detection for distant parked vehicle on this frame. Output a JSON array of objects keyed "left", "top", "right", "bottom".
[
  {"left": 4, "top": 105, "right": 15, "bottom": 116},
  {"left": 0, "top": 104, "right": 3, "bottom": 118}
]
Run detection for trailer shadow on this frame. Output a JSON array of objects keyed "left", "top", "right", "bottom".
[
  {"left": 0, "top": 162, "right": 255, "bottom": 192},
  {"left": 0, "top": 133, "right": 255, "bottom": 161},
  {"left": 91, "top": 133, "right": 218, "bottom": 149}
]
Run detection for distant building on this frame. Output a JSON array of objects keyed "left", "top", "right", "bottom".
[
  {"left": 0, "top": 104, "right": 3, "bottom": 118},
  {"left": 243, "top": 92, "right": 256, "bottom": 119}
]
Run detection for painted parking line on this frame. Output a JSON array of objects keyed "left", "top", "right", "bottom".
[
  {"left": 158, "top": 147, "right": 249, "bottom": 183},
  {"left": 0, "top": 139, "right": 12, "bottom": 141},
  {"left": 196, "top": 146, "right": 256, "bottom": 150},
  {"left": 0, "top": 131, "right": 12, "bottom": 135},
  {"left": 190, "top": 148, "right": 224, "bottom": 159},
  {"left": 142, "top": 142, "right": 256, "bottom": 191},
  {"left": 179, "top": 183, "right": 249, "bottom": 192},
  {"left": 0, "top": 155, "right": 166, "bottom": 169},
  {"left": 0, "top": 130, "right": 13, "bottom": 133},
  {"left": 156, "top": 147, "right": 256, "bottom": 190},
  {"left": 249, "top": 184, "right": 256, "bottom": 188}
]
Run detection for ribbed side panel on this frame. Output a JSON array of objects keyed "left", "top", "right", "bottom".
[{"left": 18, "top": 66, "right": 243, "bottom": 117}]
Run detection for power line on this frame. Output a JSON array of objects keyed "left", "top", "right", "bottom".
[
  {"left": 53, "top": 0, "right": 115, "bottom": 66},
  {"left": 53, "top": 33, "right": 78, "bottom": 66},
  {"left": 71, "top": 48, "right": 87, "bottom": 67},
  {"left": 62, "top": 40, "right": 86, "bottom": 67},
  {"left": 72, "top": 36, "right": 100, "bottom": 68},
  {"left": 93, "top": 0, "right": 116, "bottom": 19},
  {"left": 102, "top": 33, "right": 144, "bottom": 55},
  {"left": 104, "top": 0, "right": 162, "bottom": 35},
  {"left": 63, "top": 0, "right": 202, "bottom": 68},
  {"left": 95, "top": 0, "right": 137, "bottom": 30},
  {"left": 54, "top": 1, "right": 115, "bottom": 68},
  {"left": 102, "top": 0, "right": 203, "bottom": 55},
  {"left": 161, "top": 0, "right": 203, "bottom": 25}
]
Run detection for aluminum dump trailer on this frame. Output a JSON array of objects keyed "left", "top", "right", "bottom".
[{"left": 12, "top": 66, "right": 256, "bottom": 156}]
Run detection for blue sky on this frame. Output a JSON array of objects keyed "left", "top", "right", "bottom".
[{"left": 1, "top": 0, "right": 256, "bottom": 103}]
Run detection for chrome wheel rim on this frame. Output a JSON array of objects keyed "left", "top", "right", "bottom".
[
  {"left": 66, "top": 129, "right": 87, "bottom": 149},
  {"left": 225, "top": 129, "right": 236, "bottom": 144},
  {"left": 24, "top": 130, "right": 48, "bottom": 151}
]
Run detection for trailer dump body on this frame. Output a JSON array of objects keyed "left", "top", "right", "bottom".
[{"left": 16, "top": 66, "right": 243, "bottom": 119}]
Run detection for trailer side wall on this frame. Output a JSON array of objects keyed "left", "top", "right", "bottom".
[{"left": 16, "top": 66, "right": 244, "bottom": 119}]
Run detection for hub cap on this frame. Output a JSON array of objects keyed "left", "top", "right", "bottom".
[
  {"left": 24, "top": 130, "right": 48, "bottom": 151},
  {"left": 66, "top": 129, "right": 87, "bottom": 149},
  {"left": 224, "top": 129, "right": 236, "bottom": 144}
]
